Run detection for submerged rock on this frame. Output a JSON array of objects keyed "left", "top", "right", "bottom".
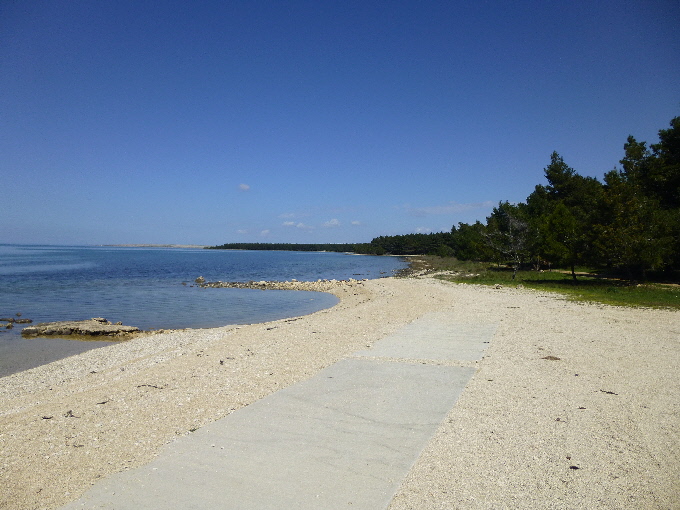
[
  {"left": 1, "top": 317, "right": 32, "bottom": 324},
  {"left": 21, "top": 318, "right": 141, "bottom": 338}
]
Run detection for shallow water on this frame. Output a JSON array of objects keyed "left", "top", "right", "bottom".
[{"left": 0, "top": 245, "right": 407, "bottom": 376}]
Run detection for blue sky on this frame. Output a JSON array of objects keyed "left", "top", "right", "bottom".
[{"left": 1, "top": 1, "right": 679, "bottom": 246}]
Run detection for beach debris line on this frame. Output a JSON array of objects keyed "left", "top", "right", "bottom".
[
  {"left": 21, "top": 317, "right": 141, "bottom": 338},
  {"left": 197, "top": 278, "right": 367, "bottom": 292}
]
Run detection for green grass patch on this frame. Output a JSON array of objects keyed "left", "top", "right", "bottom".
[{"left": 403, "top": 256, "right": 680, "bottom": 309}]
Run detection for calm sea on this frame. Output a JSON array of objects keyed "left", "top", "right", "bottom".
[{"left": 0, "top": 245, "right": 407, "bottom": 377}]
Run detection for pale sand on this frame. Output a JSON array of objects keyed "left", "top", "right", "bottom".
[{"left": 0, "top": 277, "right": 678, "bottom": 509}]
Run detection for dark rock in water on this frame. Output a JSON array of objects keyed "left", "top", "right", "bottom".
[
  {"left": 21, "top": 318, "right": 141, "bottom": 338},
  {"left": 195, "top": 276, "right": 206, "bottom": 284},
  {"left": 2, "top": 316, "right": 32, "bottom": 324}
]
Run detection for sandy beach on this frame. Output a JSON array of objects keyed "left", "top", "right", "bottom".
[{"left": 1, "top": 276, "right": 678, "bottom": 509}]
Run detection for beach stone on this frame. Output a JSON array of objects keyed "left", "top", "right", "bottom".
[{"left": 195, "top": 276, "right": 206, "bottom": 283}]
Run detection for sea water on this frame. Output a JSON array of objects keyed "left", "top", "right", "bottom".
[{"left": 0, "top": 245, "right": 407, "bottom": 376}]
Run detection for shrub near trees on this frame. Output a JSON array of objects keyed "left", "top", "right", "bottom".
[{"left": 364, "top": 116, "right": 680, "bottom": 281}]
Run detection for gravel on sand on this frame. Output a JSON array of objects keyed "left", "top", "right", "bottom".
[{"left": 0, "top": 277, "right": 678, "bottom": 509}]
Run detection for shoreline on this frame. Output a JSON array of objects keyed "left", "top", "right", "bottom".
[
  {"left": 0, "top": 279, "right": 361, "bottom": 378},
  {"left": 1, "top": 277, "right": 678, "bottom": 509}
]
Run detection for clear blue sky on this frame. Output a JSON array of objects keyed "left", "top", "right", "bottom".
[{"left": 2, "top": 1, "right": 679, "bottom": 246}]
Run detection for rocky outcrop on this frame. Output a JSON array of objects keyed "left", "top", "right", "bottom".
[
  {"left": 198, "top": 278, "right": 366, "bottom": 292},
  {"left": 21, "top": 317, "right": 141, "bottom": 338}
]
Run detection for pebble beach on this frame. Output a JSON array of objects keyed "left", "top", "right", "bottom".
[{"left": 1, "top": 276, "right": 678, "bottom": 509}]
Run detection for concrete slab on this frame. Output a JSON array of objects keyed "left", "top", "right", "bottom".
[
  {"left": 62, "top": 359, "right": 474, "bottom": 510},
  {"left": 353, "top": 314, "right": 497, "bottom": 362}
]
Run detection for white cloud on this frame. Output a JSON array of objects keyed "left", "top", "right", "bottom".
[
  {"left": 239, "top": 183, "right": 251, "bottom": 191},
  {"left": 323, "top": 218, "right": 340, "bottom": 228},
  {"left": 260, "top": 229, "right": 270, "bottom": 236},
  {"left": 237, "top": 229, "right": 248, "bottom": 234},
  {"left": 405, "top": 201, "right": 494, "bottom": 217},
  {"left": 415, "top": 226, "right": 433, "bottom": 233},
  {"left": 351, "top": 220, "right": 361, "bottom": 226},
  {"left": 282, "top": 221, "right": 313, "bottom": 230}
]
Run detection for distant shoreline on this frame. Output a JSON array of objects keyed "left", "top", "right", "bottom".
[{"left": 102, "top": 244, "right": 208, "bottom": 249}]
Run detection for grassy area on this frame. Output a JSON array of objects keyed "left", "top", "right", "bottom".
[{"left": 402, "top": 256, "right": 680, "bottom": 310}]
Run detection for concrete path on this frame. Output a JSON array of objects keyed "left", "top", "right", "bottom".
[{"left": 62, "top": 314, "right": 496, "bottom": 510}]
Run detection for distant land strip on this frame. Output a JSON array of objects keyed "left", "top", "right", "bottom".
[
  {"left": 207, "top": 242, "right": 361, "bottom": 252},
  {"left": 103, "top": 244, "right": 208, "bottom": 249}
]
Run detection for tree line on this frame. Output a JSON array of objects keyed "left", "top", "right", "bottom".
[{"left": 361, "top": 116, "right": 680, "bottom": 280}]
